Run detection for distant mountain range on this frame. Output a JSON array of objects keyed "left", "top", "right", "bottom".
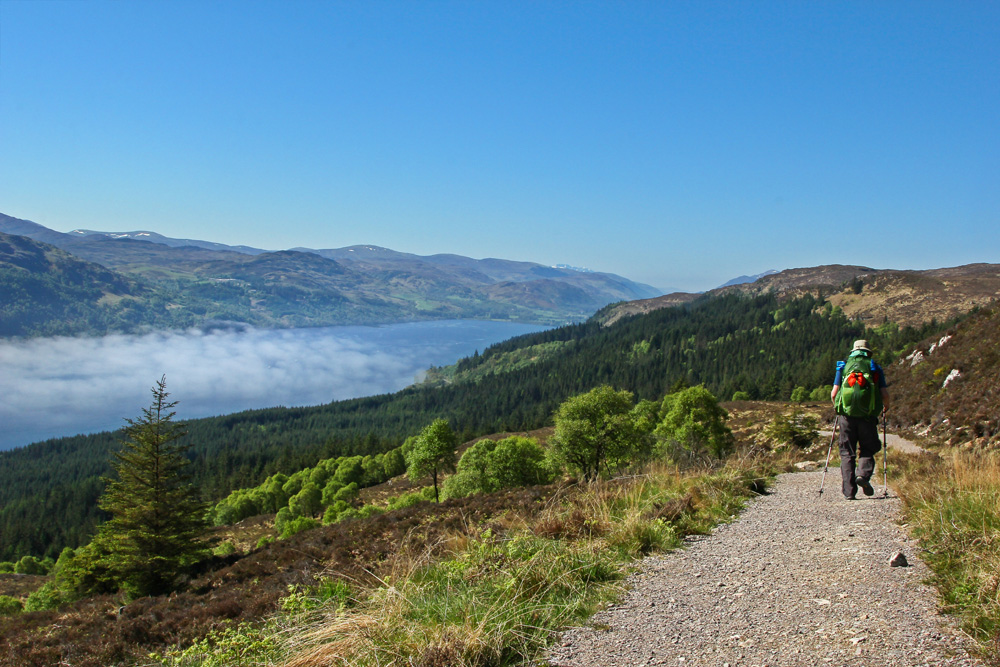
[
  {"left": 0, "top": 213, "right": 661, "bottom": 337},
  {"left": 717, "top": 270, "right": 780, "bottom": 288}
]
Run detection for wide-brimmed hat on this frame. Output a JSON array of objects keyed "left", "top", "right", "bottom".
[{"left": 852, "top": 339, "right": 871, "bottom": 353}]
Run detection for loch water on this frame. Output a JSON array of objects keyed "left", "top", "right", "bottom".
[{"left": 0, "top": 319, "right": 547, "bottom": 450}]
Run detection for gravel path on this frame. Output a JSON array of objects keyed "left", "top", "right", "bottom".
[{"left": 547, "top": 469, "right": 983, "bottom": 667}]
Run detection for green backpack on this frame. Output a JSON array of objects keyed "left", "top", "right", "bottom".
[{"left": 835, "top": 351, "right": 883, "bottom": 419}]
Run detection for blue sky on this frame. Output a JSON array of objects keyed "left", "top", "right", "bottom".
[{"left": 1, "top": 1, "right": 997, "bottom": 292}]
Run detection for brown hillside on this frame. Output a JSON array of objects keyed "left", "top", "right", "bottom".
[
  {"left": 827, "top": 264, "right": 1000, "bottom": 328},
  {"left": 888, "top": 301, "right": 1000, "bottom": 449},
  {"left": 596, "top": 292, "right": 701, "bottom": 326},
  {"left": 599, "top": 263, "right": 1000, "bottom": 329},
  {"left": 715, "top": 264, "right": 876, "bottom": 299}
]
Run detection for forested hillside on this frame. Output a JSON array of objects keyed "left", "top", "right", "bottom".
[
  {"left": 0, "top": 291, "right": 950, "bottom": 561},
  {"left": 0, "top": 233, "right": 188, "bottom": 337},
  {"left": 0, "top": 213, "right": 660, "bottom": 336}
]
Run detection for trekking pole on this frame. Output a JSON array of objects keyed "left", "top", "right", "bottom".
[
  {"left": 818, "top": 417, "right": 840, "bottom": 496},
  {"left": 882, "top": 408, "right": 889, "bottom": 498}
]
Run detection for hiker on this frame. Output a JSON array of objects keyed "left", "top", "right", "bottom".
[{"left": 830, "top": 339, "right": 890, "bottom": 500}]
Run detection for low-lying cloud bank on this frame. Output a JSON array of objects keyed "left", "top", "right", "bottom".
[{"left": 0, "top": 321, "right": 543, "bottom": 450}]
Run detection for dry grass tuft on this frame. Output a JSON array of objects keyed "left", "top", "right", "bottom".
[{"left": 895, "top": 450, "right": 1000, "bottom": 660}]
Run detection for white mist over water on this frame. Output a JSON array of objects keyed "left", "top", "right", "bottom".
[{"left": 0, "top": 320, "right": 545, "bottom": 450}]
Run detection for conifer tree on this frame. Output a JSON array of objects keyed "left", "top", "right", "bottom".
[{"left": 98, "top": 376, "right": 208, "bottom": 597}]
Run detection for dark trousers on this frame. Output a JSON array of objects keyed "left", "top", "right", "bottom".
[{"left": 838, "top": 415, "right": 882, "bottom": 498}]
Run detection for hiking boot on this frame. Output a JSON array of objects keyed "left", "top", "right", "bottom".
[{"left": 857, "top": 477, "right": 874, "bottom": 496}]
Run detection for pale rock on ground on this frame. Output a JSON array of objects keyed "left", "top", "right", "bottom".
[{"left": 547, "top": 467, "right": 983, "bottom": 667}]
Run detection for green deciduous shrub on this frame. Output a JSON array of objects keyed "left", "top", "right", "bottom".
[
  {"left": 809, "top": 385, "right": 834, "bottom": 402},
  {"left": 23, "top": 581, "right": 63, "bottom": 612},
  {"left": 0, "top": 595, "right": 23, "bottom": 616},
  {"left": 280, "top": 516, "right": 320, "bottom": 540},
  {"left": 213, "top": 541, "right": 237, "bottom": 557},
  {"left": 386, "top": 486, "right": 436, "bottom": 511},
  {"left": 13, "top": 555, "right": 48, "bottom": 575},
  {"left": 151, "top": 623, "right": 278, "bottom": 667},
  {"left": 444, "top": 436, "right": 554, "bottom": 499},
  {"left": 322, "top": 500, "right": 352, "bottom": 525},
  {"left": 358, "top": 505, "right": 384, "bottom": 519},
  {"left": 550, "top": 386, "right": 649, "bottom": 480},
  {"left": 655, "top": 385, "right": 734, "bottom": 465},
  {"left": 288, "top": 483, "right": 322, "bottom": 518}
]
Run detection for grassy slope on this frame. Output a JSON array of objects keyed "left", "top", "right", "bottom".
[{"left": 0, "top": 447, "right": 781, "bottom": 667}]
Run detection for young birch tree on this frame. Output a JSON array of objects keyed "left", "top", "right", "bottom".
[{"left": 406, "top": 418, "right": 457, "bottom": 502}]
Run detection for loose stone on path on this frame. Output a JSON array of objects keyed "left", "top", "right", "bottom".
[{"left": 547, "top": 470, "right": 983, "bottom": 667}]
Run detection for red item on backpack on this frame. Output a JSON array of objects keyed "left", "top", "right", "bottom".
[{"left": 846, "top": 371, "right": 867, "bottom": 388}]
